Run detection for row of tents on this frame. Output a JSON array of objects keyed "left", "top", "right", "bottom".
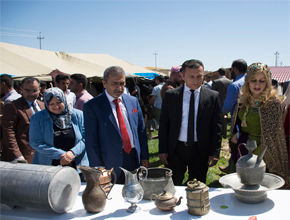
[
  {"left": 0, "top": 42, "right": 163, "bottom": 83},
  {"left": 2, "top": 42, "right": 288, "bottom": 85}
]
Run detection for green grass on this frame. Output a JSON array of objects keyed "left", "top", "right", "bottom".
[{"left": 148, "top": 116, "right": 231, "bottom": 188}]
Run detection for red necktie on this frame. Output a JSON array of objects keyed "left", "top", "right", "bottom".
[{"left": 113, "top": 99, "right": 132, "bottom": 154}]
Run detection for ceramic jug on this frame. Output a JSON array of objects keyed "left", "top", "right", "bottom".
[
  {"left": 120, "top": 166, "right": 148, "bottom": 213},
  {"left": 78, "top": 166, "right": 116, "bottom": 213},
  {"left": 236, "top": 140, "right": 267, "bottom": 185}
]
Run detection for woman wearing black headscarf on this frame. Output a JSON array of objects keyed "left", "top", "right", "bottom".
[{"left": 29, "top": 87, "right": 88, "bottom": 178}]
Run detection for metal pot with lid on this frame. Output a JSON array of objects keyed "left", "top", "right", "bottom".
[
  {"left": 150, "top": 190, "right": 182, "bottom": 211},
  {"left": 139, "top": 167, "right": 176, "bottom": 200},
  {"left": 185, "top": 179, "right": 210, "bottom": 216}
]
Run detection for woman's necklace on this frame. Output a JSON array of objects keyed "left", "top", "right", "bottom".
[
  {"left": 252, "top": 98, "right": 260, "bottom": 106},
  {"left": 249, "top": 93, "right": 265, "bottom": 107}
]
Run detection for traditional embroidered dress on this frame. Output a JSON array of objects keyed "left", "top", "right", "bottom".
[
  {"left": 230, "top": 97, "right": 289, "bottom": 188},
  {"left": 284, "top": 105, "right": 290, "bottom": 176}
]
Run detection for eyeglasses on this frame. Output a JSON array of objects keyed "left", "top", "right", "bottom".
[{"left": 54, "top": 129, "right": 70, "bottom": 136}]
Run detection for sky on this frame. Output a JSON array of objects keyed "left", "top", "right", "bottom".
[{"left": 0, "top": 0, "right": 289, "bottom": 71}]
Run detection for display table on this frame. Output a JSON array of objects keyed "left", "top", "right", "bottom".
[{"left": 1, "top": 183, "right": 289, "bottom": 219}]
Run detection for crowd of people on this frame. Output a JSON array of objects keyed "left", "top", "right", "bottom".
[{"left": 0, "top": 59, "right": 289, "bottom": 188}]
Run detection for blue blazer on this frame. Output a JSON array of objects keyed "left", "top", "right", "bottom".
[
  {"left": 29, "top": 108, "right": 89, "bottom": 171},
  {"left": 83, "top": 92, "right": 149, "bottom": 178}
]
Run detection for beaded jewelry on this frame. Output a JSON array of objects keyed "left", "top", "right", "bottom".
[
  {"left": 246, "top": 63, "right": 272, "bottom": 79},
  {"left": 249, "top": 92, "right": 266, "bottom": 107}
]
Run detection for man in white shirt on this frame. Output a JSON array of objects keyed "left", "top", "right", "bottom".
[
  {"left": 55, "top": 74, "right": 76, "bottom": 109},
  {"left": 0, "top": 74, "right": 21, "bottom": 105},
  {"left": 159, "top": 59, "right": 222, "bottom": 185},
  {"left": 83, "top": 66, "right": 149, "bottom": 184},
  {"left": 1, "top": 77, "right": 45, "bottom": 163},
  {"left": 205, "top": 75, "right": 213, "bottom": 89},
  {"left": 150, "top": 75, "right": 165, "bottom": 123}
]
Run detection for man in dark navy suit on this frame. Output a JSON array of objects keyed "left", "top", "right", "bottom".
[
  {"left": 84, "top": 66, "right": 149, "bottom": 183},
  {"left": 159, "top": 59, "right": 222, "bottom": 185}
]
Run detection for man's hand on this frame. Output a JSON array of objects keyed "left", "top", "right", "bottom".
[
  {"left": 14, "top": 156, "right": 25, "bottom": 161},
  {"left": 141, "top": 159, "right": 149, "bottom": 168},
  {"left": 60, "top": 151, "right": 75, "bottom": 165},
  {"left": 159, "top": 153, "right": 169, "bottom": 166},
  {"left": 150, "top": 95, "right": 156, "bottom": 106},
  {"left": 231, "top": 133, "right": 238, "bottom": 144},
  {"left": 208, "top": 156, "right": 218, "bottom": 167}
]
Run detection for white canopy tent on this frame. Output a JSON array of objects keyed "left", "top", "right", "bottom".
[{"left": 0, "top": 42, "right": 158, "bottom": 82}]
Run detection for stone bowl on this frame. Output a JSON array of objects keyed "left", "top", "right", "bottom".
[{"left": 219, "top": 173, "right": 285, "bottom": 204}]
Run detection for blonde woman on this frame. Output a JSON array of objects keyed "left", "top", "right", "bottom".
[
  {"left": 283, "top": 85, "right": 290, "bottom": 175},
  {"left": 229, "top": 62, "right": 289, "bottom": 188}
]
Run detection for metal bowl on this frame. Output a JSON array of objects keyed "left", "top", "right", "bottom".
[
  {"left": 139, "top": 167, "right": 176, "bottom": 200},
  {"left": 219, "top": 173, "right": 285, "bottom": 204}
]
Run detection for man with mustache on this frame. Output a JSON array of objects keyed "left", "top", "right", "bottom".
[
  {"left": 83, "top": 66, "right": 149, "bottom": 184},
  {"left": 1, "top": 77, "right": 45, "bottom": 163}
]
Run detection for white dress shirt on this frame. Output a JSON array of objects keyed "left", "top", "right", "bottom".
[
  {"left": 178, "top": 84, "right": 201, "bottom": 143},
  {"left": 65, "top": 90, "right": 76, "bottom": 109},
  {"left": 105, "top": 90, "right": 135, "bottom": 148}
]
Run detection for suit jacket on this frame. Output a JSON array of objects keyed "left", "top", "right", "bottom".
[
  {"left": 212, "top": 77, "right": 232, "bottom": 108},
  {"left": 159, "top": 85, "right": 222, "bottom": 161},
  {"left": 83, "top": 92, "right": 149, "bottom": 178},
  {"left": 1, "top": 97, "right": 45, "bottom": 163},
  {"left": 29, "top": 108, "right": 89, "bottom": 171}
]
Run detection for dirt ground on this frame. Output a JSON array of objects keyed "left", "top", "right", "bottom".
[{"left": 221, "top": 139, "right": 231, "bottom": 160}]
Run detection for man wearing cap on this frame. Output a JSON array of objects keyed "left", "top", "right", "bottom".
[{"left": 160, "top": 66, "right": 183, "bottom": 100}]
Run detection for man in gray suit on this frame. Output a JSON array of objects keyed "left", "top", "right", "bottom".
[{"left": 212, "top": 68, "right": 232, "bottom": 138}]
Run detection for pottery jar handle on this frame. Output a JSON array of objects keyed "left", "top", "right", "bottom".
[
  {"left": 165, "top": 171, "right": 172, "bottom": 179},
  {"left": 138, "top": 166, "right": 148, "bottom": 181},
  {"left": 187, "top": 181, "right": 199, "bottom": 189},
  {"left": 150, "top": 194, "right": 158, "bottom": 202},
  {"left": 237, "top": 143, "right": 246, "bottom": 157},
  {"left": 98, "top": 183, "right": 108, "bottom": 200},
  {"left": 105, "top": 169, "right": 117, "bottom": 200},
  {"left": 163, "top": 171, "right": 172, "bottom": 189}
]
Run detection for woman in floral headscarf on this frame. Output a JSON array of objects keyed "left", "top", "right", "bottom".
[
  {"left": 229, "top": 62, "right": 289, "bottom": 188},
  {"left": 29, "top": 87, "right": 88, "bottom": 179}
]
